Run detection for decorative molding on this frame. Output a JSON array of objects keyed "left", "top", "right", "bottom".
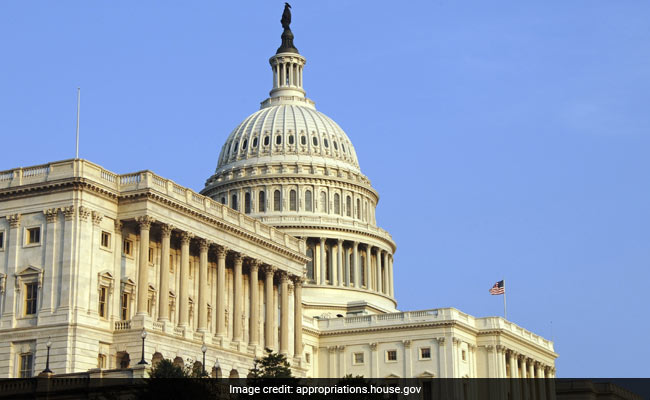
[
  {"left": 402, "top": 340, "right": 411, "bottom": 349},
  {"left": 216, "top": 245, "right": 228, "bottom": 258},
  {"left": 369, "top": 342, "right": 377, "bottom": 351},
  {"left": 114, "top": 219, "right": 123, "bottom": 231},
  {"left": 160, "top": 223, "right": 174, "bottom": 238},
  {"left": 180, "top": 231, "right": 194, "bottom": 244},
  {"left": 199, "top": 239, "right": 211, "bottom": 252},
  {"left": 63, "top": 206, "right": 75, "bottom": 221}
]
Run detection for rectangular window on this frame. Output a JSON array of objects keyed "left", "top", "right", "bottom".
[
  {"left": 148, "top": 247, "right": 154, "bottom": 263},
  {"left": 98, "top": 287, "right": 107, "bottom": 318},
  {"left": 462, "top": 350, "right": 467, "bottom": 361},
  {"left": 169, "top": 255, "right": 174, "bottom": 272},
  {"left": 24, "top": 283, "right": 38, "bottom": 315},
  {"left": 420, "top": 347, "right": 431, "bottom": 360},
  {"left": 98, "top": 354, "right": 107, "bottom": 369},
  {"left": 121, "top": 293, "right": 129, "bottom": 320},
  {"left": 386, "top": 350, "right": 397, "bottom": 362},
  {"left": 123, "top": 239, "right": 133, "bottom": 256},
  {"left": 353, "top": 352, "right": 364, "bottom": 365},
  {"left": 147, "top": 297, "right": 153, "bottom": 314},
  {"left": 26, "top": 227, "right": 40, "bottom": 245},
  {"left": 305, "top": 353, "right": 311, "bottom": 364},
  {"left": 19, "top": 353, "right": 33, "bottom": 378},
  {"left": 0, "top": 231, "right": 4, "bottom": 250},
  {"left": 101, "top": 231, "right": 111, "bottom": 248}
]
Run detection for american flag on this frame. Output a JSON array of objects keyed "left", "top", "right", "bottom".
[{"left": 489, "top": 280, "right": 505, "bottom": 295}]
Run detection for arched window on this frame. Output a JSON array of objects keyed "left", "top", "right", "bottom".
[
  {"left": 319, "top": 191, "right": 327, "bottom": 213},
  {"left": 312, "top": 137, "right": 318, "bottom": 146},
  {"left": 258, "top": 191, "right": 266, "bottom": 212},
  {"left": 289, "top": 190, "right": 297, "bottom": 211},
  {"left": 275, "top": 135, "right": 282, "bottom": 145},
  {"left": 252, "top": 137, "right": 258, "bottom": 148},
  {"left": 306, "top": 245, "right": 314, "bottom": 281},
  {"left": 346, "top": 196, "right": 352, "bottom": 217},
  {"left": 263, "top": 135, "right": 270, "bottom": 146},
  {"left": 244, "top": 192, "right": 251, "bottom": 214},
  {"left": 305, "top": 190, "right": 313, "bottom": 212},
  {"left": 301, "top": 135, "right": 307, "bottom": 145},
  {"left": 273, "top": 190, "right": 281, "bottom": 211},
  {"left": 288, "top": 135, "right": 294, "bottom": 145},
  {"left": 233, "top": 142, "right": 238, "bottom": 154},
  {"left": 242, "top": 139, "right": 247, "bottom": 150},
  {"left": 324, "top": 138, "right": 329, "bottom": 148},
  {"left": 231, "top": 194, "right": 238, "bottom": 211},
  {"left": 221, "top": 196, "right": 226, "bottom": 205},
  {"left": 333, "top": 141, "right": 338, "bottom": 150},
  {"left": 334, "top": 193, "right": 340, "bottom": 215},
  {"left": 356, "top": 199, "right": 361, "bottom": 219}
]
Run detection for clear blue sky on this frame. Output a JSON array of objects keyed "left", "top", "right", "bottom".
[{"left": 2, "top": 1, "right": 649, "bottom": 377}]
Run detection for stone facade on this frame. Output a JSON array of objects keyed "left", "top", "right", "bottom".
[{"left": 0, "top": 11, "right": 557, "bottom": 381}]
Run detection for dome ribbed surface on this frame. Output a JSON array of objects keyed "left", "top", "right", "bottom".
[{"left": 216, "top": 104, "right": 360, "bottom": 173}]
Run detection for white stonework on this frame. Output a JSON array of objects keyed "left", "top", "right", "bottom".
[{"left": 0, "top": 15, "right": 557, "bottom": 380}]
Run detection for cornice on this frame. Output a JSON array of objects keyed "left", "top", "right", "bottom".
[
  {"left": 477, "top": 329, "right": 558, "bottom": 358},
  {"left": 273, "top": 224, "right": 396, "bottom": 250}
]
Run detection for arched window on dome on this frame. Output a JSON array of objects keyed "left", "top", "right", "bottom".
[
  {"left": 244, "top": 192, "right": 251, "bottom": 214},
  {"left": 231, "top": 194, "right": 238, "bottom": 211},
  {"left": 346, "top": 196, "right": 352, "bottom": 217},
  {"left": 301, "top": 135, "right": 306, "bottom": 145},
  {"left": 319, "top": 191, "right": 327, "bottom": 213},
  {"left": 356, "top": 199, "right": 361, "bottom": 219},
  {"left": 289, "top": 190, "right": 297, "bottom": 211},
  {"left": 263, "top": 136, "right": 270, "bottom": 146},
  {"left": 242, "top": 139, "right": 247, "bottom": 150},
  {"left": 258, "top": 191, "right": 266, "bottom": 212},
  {"left": 288, "top": 135, "right": 294, "bottom": 145},
  {"left": 312, "top": 137, "right": 319, "bottom": 146},
  {"left": 334, "top": 193, "right": 340, "bottom": 215},
  {"left": 333, "top": 141, "right": 338, "bottom": 150},
  {"left": 233, "top": 142, "right": 238, "bottom": 155},
  {"left": 324, "top": 138, "right": 329, "bottom": 148},
  {"left": 305, "top": 190, "right": 313, "bottom": 212},
  {"left": 252, "top": 137, "right": 258, "bottom": 148},
  {"left": 342, "top": 143, "right": 346, "bottom": 153},
  {"left": 276, "top": 135, "right": 282, "bottom": 145},
  {"left": 273, "top": 190, "right": 281, "bottom": 212},
  {"left": 306, "top": 245, "right": 314, "bottom": 282}
]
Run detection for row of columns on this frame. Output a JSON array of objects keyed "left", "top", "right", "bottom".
[
  {"left": 308, "top": 238, "right": 394, "bottom": 296},
  {"left": 274, "top": 61, "right": 303, "bottom": 88},
  {"left": 133, "top": 216, "right": 303, "bottom": 356}
]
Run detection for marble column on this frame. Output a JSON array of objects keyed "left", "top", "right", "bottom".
[
  {"left": 135, "top": 216, "right": 154, "bottom": 316},
  {"left": 216, "top": 246, "right": 227, "bottom": 338},
  {"left": 376, "top": 248, "right": 383, "bottom": 293},
  {"left": 330, "top": 244, "right": 337, "bottom": 285},
  {"left": 319, "top": 237, "right": 326, "bottom": 285},
  {"left": 336, "top": 239, "right": 343, "bottom": 287},
  {"left": 158, "top": 224, "right": 173, "bottom": 322},
  {"left": 249, "top": 260, "right": 260, "bottom": 345},
  {"left": 232, "top": 252, "right": 243, "bottom": 342},
  {"left": 382, "top": 251, "right": 389, "bottom": 295},
  {"left": 197, "top": 239, "right": 210, "bottom": 332},
  {"left": 389, "top": 255, "right": 394, "bottom": 297},
  {"left": 279, "top": 272, "right": 290, "bottom": 355},
  {"left": 364, "top": 245, "right": 371, "bottom": 288},
  {"left": 263, "top": 266, "right": 276, "bottom": 350},
  {"left": 352, "top": 241, "right": 359, "bottom": 287},
  {"left": 292, "top": 276, "right": 303, "bottom": 357},
  {"left": 344, "top": 244, "right": 351, "bottom": 286},
  {"left": 178, "top": 231, "right": 193, "bottom": 327}
]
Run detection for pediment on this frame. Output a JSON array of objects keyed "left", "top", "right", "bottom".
[
  {"left": 385, "top": 373, "right": 400, "bottom": 378},
  {"left": 98, "top": 270, "right": 114, "bottom": 279},
  {"left": 419, "top": 371, "right": 435, "bottom": 378},
  {"left": 17, "top": 265, "right": 42, "bottom": 276},
  {"left": 121, "top": 277, "right": 135, "bottom": 286}
]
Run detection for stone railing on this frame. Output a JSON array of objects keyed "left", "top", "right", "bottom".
[
  {"left": 316, "top": 308, "right": 555, "bottom": 352},
  {"left": 114, "top": 320, "right": 131, "bottom": 331},
  {"left": 0, "top": 159, "right": 305, "bottom": 256}
]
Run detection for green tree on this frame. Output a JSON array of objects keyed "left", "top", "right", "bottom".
[{"left": 248, "top": 348, "right": 293, "bottom": 378}]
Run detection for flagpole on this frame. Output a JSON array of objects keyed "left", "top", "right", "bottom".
[
  {"left": 75, "top": 88, "right": 80, "bottom": 159},
  {"left": 503, "top": 279, "right": 507, "bottom": 320}
]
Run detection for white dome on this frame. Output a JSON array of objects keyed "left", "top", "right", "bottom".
[{"left": 215, "top": 103, "right": 360, "bottom": 174}]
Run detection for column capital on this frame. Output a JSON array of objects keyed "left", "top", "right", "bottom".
[
  {"left": 249, "top": 259, "right": 261, "bottom": 271},
  {"left": 437, "top": 337, "right": 446, "bottom": 345},
  {"left": 279, "top": 271, "right": 289, "bottom": 283},
  {"left": 452, "top": 337, "right": 462, "bottom": 346},
  {"left": 78, "top": 206, "right": 90, "bottom": 222},
  {"left": 43, "top": 208, "right": 58, "bottom": 223},
  {"left": 337, "top": 238, "right": 343, "bottom": 245},
  {"left": 518, "top": 354, "right": 527, "bottom": 361},
  {"left": 135, "top": 215, "right": 155, "bottom": 230},
  {"left": 180, "top": 231, "right": 194, "bottom": 244},
  {"left": 8, "top": 213, "right": 21, "bottom": 228},
  {"left": 91, "top": 211, "right": 103, "bottom": 226},
  {"left": 402, "top": 340, "right": 411, "bottom": 349},
  {"left": 232, "top": 252, "right": 243, "bottom": 263},
  {"left": 62, "top": 206, "right": 75, "bottom": 221},
  {"left": 114, "top": 219, "right": 123, "bottom": 231},
  {"left": 216, "top": 245, "right": 229, "bottom": 258},
  {"left": 261, "top": 265, "right": 276, "bottom": 275},
  {"left": 199, "top": 239, "right": 212, "bottom": 252},
  {"left": 290, "top": 274, "right": 305, "bottom": 286},
  {"left": 369, "top": 342, "right": 378, "bottom": 351},
  {"left": 160, "top": 224, "right": 174, "bottom": 238},
  {"left": 319, "top": 237, "right": 326, "bottom": 243}
]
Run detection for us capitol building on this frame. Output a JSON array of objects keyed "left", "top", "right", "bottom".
[{"left": 0, "top": 7, "right": 557, "bottom": 385}]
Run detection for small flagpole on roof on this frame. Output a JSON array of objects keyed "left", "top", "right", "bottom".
[
  {"left": 75, "top": 87, "right": 80, "bottom": 159},
  {"left": 503, "top": 279, "right": 507, "bottom": 320}
]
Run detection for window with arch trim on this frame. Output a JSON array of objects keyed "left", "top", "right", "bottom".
[
  {"left": 244, "top": 192, "right": 251, "bottom": 214},
  {"left": 301, "top": 135, "right": 307, "bottom": 145},
  {"left": 258, "top": 191, "right": 266, "bottom": 212},
  {"left": 273, "top": 190, "right": 281, "bottom": 211},
  {"left": 263, "top": 136, "right": 270, "bottom": 146},
  {"left": 356, "top": 199, "right": 361, "bottom": 219},
  {"left": 305, "top": 190, "right": 313, "bottom": 212},
  {"left": 346, "top": 196, "right": 352, "bottom": 217},
  {"left": 334, "top": 193, "right": 341, "bottom": 215},
  {"left": 289, "top": 190, "right": 297, "bottom": 211},
  {"left": 275, "top": 135, "right": 282, "bottom": 145},
  {"left": 306, "top": 245, "right": 315, "bottom": 281},
  {"left": 231, "top": 194, "right": 238, "bottom": 211}
]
